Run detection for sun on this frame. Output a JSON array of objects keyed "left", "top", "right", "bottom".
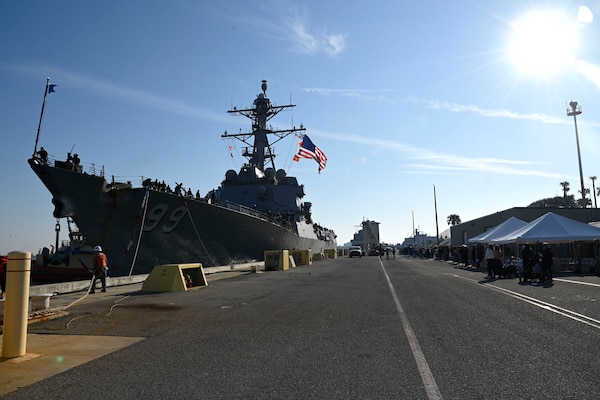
[{"left": 508, "top": 10, "right": 579, "bottom": 77}]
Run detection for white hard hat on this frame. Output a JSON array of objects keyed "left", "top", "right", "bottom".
[{"left": 93, "top": 245, "right": 102, "bottom": 252}]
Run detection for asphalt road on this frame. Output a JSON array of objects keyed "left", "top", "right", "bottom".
[{"left": 3, "top": 256, "right": 600, "bottom": 399}]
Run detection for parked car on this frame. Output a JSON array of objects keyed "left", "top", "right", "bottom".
[{"left": 349, "top": 246, "right": 363, "bottom": 258}]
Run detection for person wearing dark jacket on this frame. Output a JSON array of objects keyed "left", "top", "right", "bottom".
[
  {"left": 521, "top": 243, "right": 534, "bottom": 282},
  {"left": 540, "top": 242, "right": 554, "bottom": 283}
]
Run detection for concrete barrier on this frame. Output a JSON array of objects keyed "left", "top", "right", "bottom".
[
  {"left": 264, "top": 250, "right": 290, "bottom": 271},
  {"left": 30, "top": 293, "right": 53, "bottom": 312},
  {"left": 141, "top": 263, "right": 207, "bottom": 292},
  {"left": 324, "top": 249, "right": 337, "bottom": 259},
  {"left": 290, "top": 249, "right": 312, "bottom": 266},
  {"left": 27, "top": 262, "right": 264, "bottom": 298}
]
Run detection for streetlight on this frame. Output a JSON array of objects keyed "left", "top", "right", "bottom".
[
  {"left": 567, "top": 101, "right": 586, "bottom": 206},
  {"left": 433, "top": 185, "right": 440, "bottom": 247},
  {"left": 591, "top": 176, "right": 598, "bottom": 208}
]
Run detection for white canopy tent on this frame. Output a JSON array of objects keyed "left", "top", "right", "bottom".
[
  {"left": 467, "top": 217, "right": 527, "bottom": 244},
  {"left": 490, "top": 212, "right": 600, "bottom": 245}
]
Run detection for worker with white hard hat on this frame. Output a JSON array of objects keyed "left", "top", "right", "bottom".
[{"left": 91, "top": 245, "right": 108, "bottom": 293}]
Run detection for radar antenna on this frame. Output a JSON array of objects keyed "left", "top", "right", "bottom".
[{"left": 222, "top": 80, "right": 306, "bottom": 171}]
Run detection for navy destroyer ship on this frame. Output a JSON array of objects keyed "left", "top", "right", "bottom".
[{"left": 28, "top": 80, "right": 336, "bottom": 275}]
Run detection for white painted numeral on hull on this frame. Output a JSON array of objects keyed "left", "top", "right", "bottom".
[{"left": 143, "top": 204, "right": 187, "bottom": 233}]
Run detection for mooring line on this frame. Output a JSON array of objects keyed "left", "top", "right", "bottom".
[
  {"left": 182, "top": 197, "right": 217, "bottom": 266},
  {"left": 129, "top": 187, "right": 150, "bottom": 276}
]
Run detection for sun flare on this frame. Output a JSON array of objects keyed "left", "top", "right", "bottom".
[{"left": 508, "top": 10, "right": 579, "bottom": 77}]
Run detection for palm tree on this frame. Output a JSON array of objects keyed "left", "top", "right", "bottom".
[
  {"left": 447, "top": 214, "right": 461, "bottom": 226},
  {"left": 560, "top": 181, "right": 570, "bottom": 197}
]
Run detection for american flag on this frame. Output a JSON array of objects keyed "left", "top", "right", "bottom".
[{"left": 293, "top": 134, "right": 327, "bottom": 173}]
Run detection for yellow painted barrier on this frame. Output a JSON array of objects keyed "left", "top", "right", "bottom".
[
  {"left": 324, "top": 249, "right": 337, "bottom": 259},
  {"left": 141, "top": 263, "right": 207, "bottom": 292},
  {"left": 289, "top": 249, "right": 312, "bottom": 266},
  {"left": 264, "top": 250, "right": 290, "bottom": 271},
  {"left": 280, "top": 250, "right": 290, "bottom": 270}
]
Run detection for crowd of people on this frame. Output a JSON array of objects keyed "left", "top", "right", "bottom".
[
  {"left": 482, "top": 242, "right": 553, "bottom": 282},
  {"left": 142, "top": 178, "right": 207, "bottom": 202},
  {"left": 399, "top": 241, "right": 555, "bottom": 283}
]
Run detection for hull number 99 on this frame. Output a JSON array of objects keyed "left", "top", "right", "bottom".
[{"left": 143, "top": 204, "right": 187, "bottom": 233}]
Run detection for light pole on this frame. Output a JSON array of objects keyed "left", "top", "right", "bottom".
[
  {"left": 567, "top": 101, "right": 586, "bottom": 206},
  {"left": 433, "top": 185, "right": 440, "bottom": 247},
  {"left": 591, "top": 176, "right": 598, "bottom": 208}
]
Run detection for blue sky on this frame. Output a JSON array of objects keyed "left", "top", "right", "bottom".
[{"left": 2, "top": 0, "right": 600, "bottom": 254}]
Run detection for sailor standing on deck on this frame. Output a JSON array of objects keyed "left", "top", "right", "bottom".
[
  {"left": 91, "top": 245, "right": 108, "bottom": 293},
  {"left": 37, "top": 147, "right": 48, "bottom": 164}
]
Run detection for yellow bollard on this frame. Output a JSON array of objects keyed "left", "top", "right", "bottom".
[{"left": 1, "top": 251, "right": 31, "bottom": 358}]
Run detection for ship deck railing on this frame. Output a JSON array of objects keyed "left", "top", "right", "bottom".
[
  {"left": 38, "top": 154, "right": 299, "bottom": 232},
  {"left": 219, "top": 200, "right": 296, "bottom": 232},
  {"left": 38, "top": 154, "right": 106, "bottom": 177},
  {"left": 220, "top": 200, "right": 275, "bottom": 221},
  {"left": 139, "top": 188, "right": 294, "bottom": 230}
]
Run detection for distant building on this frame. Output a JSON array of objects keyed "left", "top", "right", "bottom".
[
  {"left": 351, "top": 219, "right": 380, "bottom": 251},
  {"left": 450, "top": 207, "right": 600, "bottom": 246},
  {"left": 400, "top": 229, "right": 439, "bottom": 248}
]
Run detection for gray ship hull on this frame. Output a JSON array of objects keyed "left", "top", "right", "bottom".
[{"left": 29, "top": 159, "right": 336, "bottom": 275}]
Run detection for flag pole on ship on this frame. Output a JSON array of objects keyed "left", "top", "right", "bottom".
[{"left": 33, "top": 77, "right": 56, "bottom": 157}]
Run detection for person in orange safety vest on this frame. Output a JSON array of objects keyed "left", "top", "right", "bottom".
[{"left": 90, "top": 245, "right": 108, "bottom": 293}]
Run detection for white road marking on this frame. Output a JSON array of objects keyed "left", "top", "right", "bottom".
[
  {"left": 553, "top": 278, "right": 600, "bottom": 287},
  {"left": 380, "top": 259, "right": 443, "bottom": 400},
  {"left": 450, "top": 274, "right": 600, "bottom": 330}
]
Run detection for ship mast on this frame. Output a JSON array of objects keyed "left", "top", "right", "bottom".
[{"left": 222, "top": 80, "right": 306, "bottom": 171}]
